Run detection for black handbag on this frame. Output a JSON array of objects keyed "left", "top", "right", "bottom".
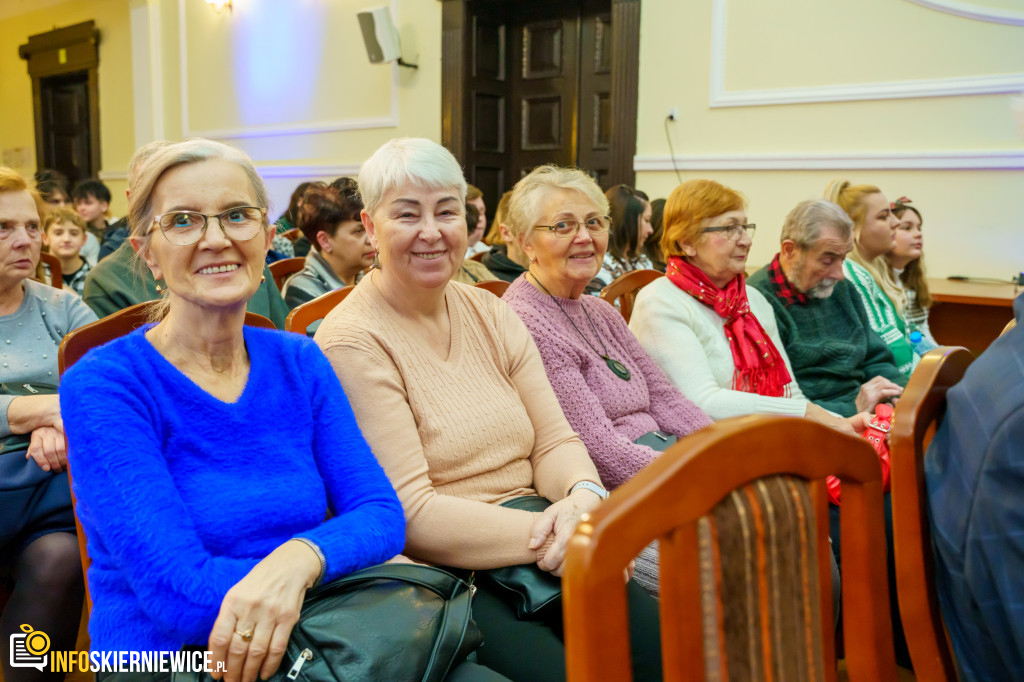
[
  {"left": 633, "top": 430, "right": 677, "bottom": 452},
  {"left": 0, "top": 382, "right": 58, "bottom": 457},
  {"left": 477, "top": 496, "right": 563, "bottom": 620},
  {"left": 167, "top": 563, "right": 482, "bottom": 682}
]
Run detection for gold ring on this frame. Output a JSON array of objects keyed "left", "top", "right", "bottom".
[{"left": 235, "top": 629, "right": 254, "bottom": 642}]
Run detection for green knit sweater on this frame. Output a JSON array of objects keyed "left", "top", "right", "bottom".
[
  {"left": 747, "top": 265, "right": 906, "bottom": 417},
  {"left": 842, "top": 259, "right": 918, "bottom": 379},
  {"left": 82, "top": 241, "right": 289, "bottom": 329}
]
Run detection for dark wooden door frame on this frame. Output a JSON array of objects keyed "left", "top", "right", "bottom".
[
  {"left": 19, "top": 21, "right": 102, "bottom": 178},
  {"left": 441, "top": 0, "right": 640, "bottom": 189}
]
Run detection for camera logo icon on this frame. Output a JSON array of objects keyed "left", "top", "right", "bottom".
[{"left": 10, "top": 624, "right": 49, "bottom": 671}]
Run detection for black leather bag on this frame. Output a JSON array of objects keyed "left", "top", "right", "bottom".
[
  {"left": 170, "top": 563, "right": 482, "bottom": 682},
  {"left": 0, "top": 382, "right": 57, "bottom": 457},
  {"left": 477, "top": 496, "right": 563, "bottom": 620}
]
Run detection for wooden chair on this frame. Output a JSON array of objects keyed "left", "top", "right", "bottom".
[
  {"left": 285, "top": 286, "right": 355, "bottom": 334},
  {"left": 473, "top": 279, "right": 510, "bottom": 297},
  {"left": 598, "top": 269, "right": 663, "bottom": 322},
  {"left": 279, "top": 228, "right": 301, "bottom": 242},
  {"left": 39, "top": 251, "right": 62, "bottom": 288},
  {"left": 469, "top": 250, "right": 487, "bottom": 262},
  {"left": 268, "top": 256, "right": 305, "bottom": 291},
  {"left": 563, "top": 415, "right": 897, "bottom": 682},
  {"left": 890, "top": 346, "right": 973, "bottom": 681},
  {"left": 57, "top": 301, "right": 276, "bottom": 612}
]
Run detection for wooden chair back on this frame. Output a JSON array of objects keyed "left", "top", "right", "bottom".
[
  {"left": 473, "top": 279, "right": 510, "bottom": 297},
  {"left": 285, "top": 286, "right": 355, "bottom": 334},
  {"left": 268, "top": 256, "right": 305, "bottom": 291},
  {"left": 279, "top": 228, "right": 301, "bottom": 242},
  {"left": 563, "top": 415, "right": 897, "bottom": 682},
  {"left": 598, "top": 269, "right": 663, "bottom": 322},
  {"left": 39, "top": 251, "right": 62, "bottom": 288},
  {"left": 890, "top": 346, "right": 973, "bottom": 681},
  {"left": 57, "top": 301, "right": 276, "bottom": 612},
  {"left": 469, "top": 250, "right": 487, "bottom": 262}
]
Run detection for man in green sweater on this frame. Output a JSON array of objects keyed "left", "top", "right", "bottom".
[
  {"left": 82, "top": 240, "right": 289, "bottom": 329},
  {"left": 748, "top": 199, "right": 905, "bottom": 417}
]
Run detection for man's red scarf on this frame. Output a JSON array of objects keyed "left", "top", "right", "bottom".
[{"left": 666, "top": 256, "right": 792, "bottom": 397}]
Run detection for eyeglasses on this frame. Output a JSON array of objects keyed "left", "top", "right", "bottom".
[
  {"left": 701, "top": 223, "right": 756, "bottom": 240},
  {"left": 532, "top": 216, "right": 611, "bottom": 239},
  {"left": 151, "top": 207, "right": 267, "bottom": 246}
]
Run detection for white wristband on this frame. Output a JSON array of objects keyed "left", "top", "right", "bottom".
[{"left": 570, "top": 480, "right": 608, "bottom": 500}]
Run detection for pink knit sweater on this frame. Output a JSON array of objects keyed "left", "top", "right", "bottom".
[{"left": 503, "top": 275, "right": 712, "bottom": 488}]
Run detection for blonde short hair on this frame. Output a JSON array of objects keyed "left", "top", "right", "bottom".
[{"left": 505, "top": 165, "right": 608, "bottom": 243}]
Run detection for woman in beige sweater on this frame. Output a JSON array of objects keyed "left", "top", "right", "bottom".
[{"left": 316, "top": 138, "right": 661, "bottom": 682}]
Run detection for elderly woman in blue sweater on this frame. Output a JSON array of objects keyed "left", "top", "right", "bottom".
[{"left": 60, "top": 139, "right": 405, "bottom": 682}]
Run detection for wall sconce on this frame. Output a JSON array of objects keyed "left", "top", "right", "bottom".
[{"left": 205, "top": 0, "right": 232, "bottom": 12}]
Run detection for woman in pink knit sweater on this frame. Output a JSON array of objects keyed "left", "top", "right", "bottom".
[{"left": 501, "top": 165, "right": 712, "bottom": 595}]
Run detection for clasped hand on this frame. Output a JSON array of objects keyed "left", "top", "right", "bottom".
[
  {"left": 26, "top": 425, "right": 66, "bottom": 472},
  {"left": 528, "top": 489, "right": 603, "bottom": 577}
]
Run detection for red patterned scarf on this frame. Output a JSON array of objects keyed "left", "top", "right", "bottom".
[{"left": 666, "top": 256, "right": 792, "bottom": 397}]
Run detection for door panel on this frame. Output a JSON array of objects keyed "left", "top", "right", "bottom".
[{"left": 40, "top": 72, "right": 91, "bottom": 186}]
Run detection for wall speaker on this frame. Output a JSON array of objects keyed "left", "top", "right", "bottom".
[{"left": 357, "top": 6, "right": 402, "bottom": 64}]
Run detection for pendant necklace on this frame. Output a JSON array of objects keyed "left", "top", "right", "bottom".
[{"left": 529, "top": 273, "right": 631, "bottom": 381}]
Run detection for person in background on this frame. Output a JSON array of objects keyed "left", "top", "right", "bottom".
[
  {"left": 889, "top": 197, "right": 937, "bottom": 353},
  {"left": 41, "top": 208, "right": 90, "bottom": 295},
  {"left": 282, "top": 184, "right": 374, "bottom": 309},
  {"left": 643, "top": 198, "right": 667, "bottom": 272},
  {"left": 72, "top": 178, "right": 113, "bottom": 265},
  {"left": 0, "top": 167, "right": 97, "bottom": 682},
  {"left": 316, "top": 138, "right": 662, "bottom": 682},
  {"left": 59, "top": 139, "right": 405, "bottom": 675},
  {"left": 273, "top": 180, "right": 325, "bottom": 260},
  {"left": 480, "top": 191, "right": 529, "bottom": 283},
  {"left": 825, "top": 180, "right": 918, "bottom": 379},
  {"left": 465, "top": 183, "right": 490, "bottom": 258},
  {"left": 501, "top": 165, "right": 712, "bottom": 594},
  {"left": 925, "top": 293, "right": 1024, "bottom": 682},
  {"left": 35, "top": 170, "right": 70, "bottom": 211},
  {"left": 81, "top": 144, "right": 289, "bottom": 328},
  {"left": 594, "top": 184, "right": 654, "bottom": 289},
  {"left": 451, "top": 202, "right": 499, "bottom": 285}
]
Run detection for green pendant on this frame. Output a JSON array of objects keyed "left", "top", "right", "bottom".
[{"left": 604, "top": 356, "right": 631, "bottom": 381}]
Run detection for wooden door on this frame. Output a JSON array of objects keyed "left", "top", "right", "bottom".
[
  {"left": 39, "top": 72, "right": 92, "bottom": 187},
  {"left": 508, "top": 2, "right": 580, "bottom": 180},
  {"left": 443, "top": 0, "right": 636, "bottom": 207}
]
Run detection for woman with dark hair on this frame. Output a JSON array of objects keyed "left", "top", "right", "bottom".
[
  {"left": 643, "top": 198, "right": 667, "bottom": 272},
  {"left": 889, "top": 197, "right": 937, "bottom": 352},
  {"left": 272, "top": 180, "right": 326, "bottom": 260},
  {"left": 594, "top": 184, "right": 654, "bottom": 289},
  {"left": 282, "top": 184, "right": 375, "bottom": 309}
]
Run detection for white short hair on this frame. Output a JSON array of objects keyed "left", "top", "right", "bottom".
[
  {"left": 358, "top": 138, "right": 467, "bottom": 216},
  {"left": 505, "top": 165, "right": 608, "bottom": 242}
]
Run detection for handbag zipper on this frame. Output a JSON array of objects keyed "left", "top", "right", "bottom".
[{"left": 286, "top": 649, "right": 313, "bottom": 680}]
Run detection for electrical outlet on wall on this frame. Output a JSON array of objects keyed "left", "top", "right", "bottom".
[{"left": 667, "top": 107, "right": 679, "bottom": 121}]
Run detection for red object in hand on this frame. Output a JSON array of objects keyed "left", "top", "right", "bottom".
[{"left": 827, "top": 403, "right": 893, "bottom": 506}]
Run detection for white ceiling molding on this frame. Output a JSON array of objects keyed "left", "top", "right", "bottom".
[
  {"left": 903, "top": 0, "right": 1024, "bottom": 26},
  {"left": 177, "top": 0, "right": 399, "bottom": 139},
  {"left": 709, "top": 0, "right": 1024, "bottom": 107},
  {"left": 633, "top": 150, "right": 1024, "bottom": 171}
]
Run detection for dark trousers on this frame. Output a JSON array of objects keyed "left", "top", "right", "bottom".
[
  {"left": 471, "top": 578, "right": 663, "bottom": 682},
  {"left": 829, "top": 492, "right": 912, "bottom": 669}
]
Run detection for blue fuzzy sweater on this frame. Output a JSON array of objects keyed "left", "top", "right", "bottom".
[{"left": 59, "top": 325, "right": 406, "bottom": 651}]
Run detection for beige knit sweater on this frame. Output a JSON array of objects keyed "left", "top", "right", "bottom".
[{"left": 315, "top": 273, "right": 601, "bottom": 569}]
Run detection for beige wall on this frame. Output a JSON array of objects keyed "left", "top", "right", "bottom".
[
  {"left": 635, "top": 0, "right": 1024, "bottom": 279},
  {"left": 0, "top": 0, "right": 135, "bottom": 215},
  {"left": 1, "top": 0, "right": 440, "bottom": 219}
]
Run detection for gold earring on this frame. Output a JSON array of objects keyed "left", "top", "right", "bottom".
[
  {"left": 260, "top": 274, "right": 266, "bottom": 284},
  {"left": 154, "top": 283, "right": 163, "bottom": 293}
]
